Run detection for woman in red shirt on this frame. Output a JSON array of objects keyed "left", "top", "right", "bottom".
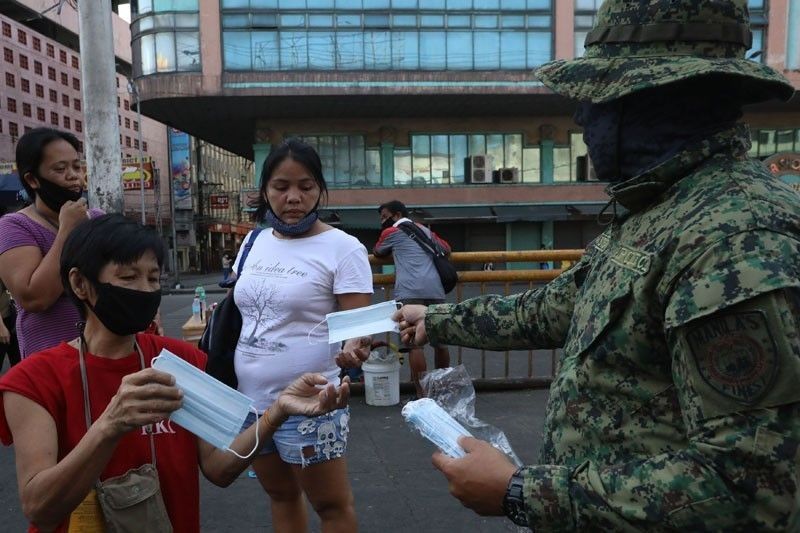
[{"left": 0, "top": 214, "right": 349, "bottom": 532}]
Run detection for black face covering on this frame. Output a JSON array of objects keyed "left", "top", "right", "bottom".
[
  {"left": 574, "top": 78, "right": 743, "bottom": 183},
  {"left": 35, "top": 174, "right": 83, "bottom": 212},
  {"left": 381, "top": 217, "right": 395, "bottom": 230},
  {"left": 88, "top": 283, "right": 161, "bottom": 336}
]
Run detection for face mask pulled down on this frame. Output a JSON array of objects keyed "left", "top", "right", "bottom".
[
  {"left": 309, "top": 300, "right": 401, "bottom": 345},
  {"left": 151, "top": 349, "right": 261, "bottom": 459},
  {"left": 35, "top": 174, "right": 82, "bottom": 212}
]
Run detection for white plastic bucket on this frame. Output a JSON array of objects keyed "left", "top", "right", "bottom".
[{"left": 362, "top": 359, "right": 400, "bottom": 406}]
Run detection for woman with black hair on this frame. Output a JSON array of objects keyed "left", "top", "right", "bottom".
[
  {"left": 0, "top": 214, "right": 349, "bottom": 532},
  {"left": 0, "top": 128, "right": 102, "bottom": 358},
  {"left": 233, "top": 138, "right": 372, "bottom": 532}
]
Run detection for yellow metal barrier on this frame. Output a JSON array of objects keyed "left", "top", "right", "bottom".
[{"left": 370, "top": 248, "right": 586, "bottom": 390}]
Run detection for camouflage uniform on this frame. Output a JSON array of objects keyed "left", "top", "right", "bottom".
[{"left": 425, "top": 1, "right": 799, "bottom": 530}]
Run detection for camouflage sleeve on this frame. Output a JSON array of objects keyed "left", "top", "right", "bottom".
[
  {"left": 423, "top": 255, "right": 585, "bottom": 350},
  {"left": 520, "top": 232, "right": 800, "bottom": 531}
]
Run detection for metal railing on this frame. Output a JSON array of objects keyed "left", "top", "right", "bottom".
[{"left": 370, "top": 249, "right": 585, "bottom": 391}]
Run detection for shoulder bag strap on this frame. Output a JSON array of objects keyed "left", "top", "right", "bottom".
[
  {"left": 236, "top": 228, "right": 263, "bottom": 279},
  {"left": 396, "top": 222, "right": 440, "bottom": 257}
]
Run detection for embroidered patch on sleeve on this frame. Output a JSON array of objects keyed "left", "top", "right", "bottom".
[{"left": 686, "top": 310, "right": 779, "bottom": 405}]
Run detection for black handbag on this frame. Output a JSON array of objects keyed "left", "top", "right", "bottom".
[
  {"left": 396, "top": 222, "right": 458, "bottom": 294},
  {"left": 199, "top": 228, "right": 262, "bottom": 388}
]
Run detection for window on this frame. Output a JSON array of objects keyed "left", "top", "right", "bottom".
[
  {"left": 59, "top": 50, "right": 67, "bottom": 64},
  {"left": 125, "top": 136, "right": 131, "bottom": 147},
  {"left": 5, "top": 72, "right": 15, "bottom": 88},
  {"left": 118, "top": 115, "right": 122, "bottom": 126},
  {"left": 74, "top": 98, "right": 81, "bottom": 111},
  {"left": 747, "top": 3, "right": 767, "bottom": 63},
  {"left": 124, "top": 100, "right": 130, "bottom": 111},
  {"left": 124, "top": 118, "right": 131, "bottom": 129},
  {"left": 50, "top": 112, "right": 58, "bottom": 126},
  {"left": 75, "top": 120, "right": 82, "bottom": 132},
  {"left": 17, "top": 29, "right": 27, "bottom": 45},
  {"left": 32, "top": 37, "right": 41, "bottom": 51},
  {"left": 116, "top": 77, "right": 120, "bottom": 88},
  {"left": 60, "top": 72, "right": 68, "bottom": 86},
  {"left": 63, "top": 116, "right": 71, "bottom": 129},
  {"left": 72, "top": 78, "right": 80, "bottom": 91},
  {"left": 46, "top": 43, "right": 55, "bottom": 58},
  {"left": 34, "top": 60, "right": 42, "bottom": 75},
  {"left": 2, "top": 22, "right": 11, "bottom": 38},
  {"left": 50, "top": 89, "right": 58, "bottom": 103},
  {"left": 6, "top": 98, "right": 17, "bottom": 114},
  {"left": 71, "top": 55, "right": 79, "bottom": 69},
  {"left": 35, "top": 84, "right": 44, "bottom": 98},
  {"left": 134, "top": 139, "right": 140, "bottom": 149},
  {"left": 48, "top": 67, "right": 56, "bottom": 81},
  {"left": 22, "top": 103, "right": 31, "bottom": 117},
  {"left": 133, "top": 120, "right": 139, "bottom": 132},
  {"left": 9, "top": 122, "right": 18, "bottom": 141},
  {"left": 19, "top": 54, "right": 28, "bottom": 70},
  {"left": 21, "top": 78, "right": 29, "bottom": 93},
  {"left": 37, "top": 107, "right": 45, "bottom": 121},
  {"left": 117, "top": 96, "right": 120, "bottom": 107},
  {"left": 295, "top": 135, "right": 373, "bottom": 186},
  {"left": 62, "top": 94, "right": 69, "bottom": 106},
  {"left": 3, "top": 47, "right": 13, "bottom": 64},
  {"left": 143, "top": 141, "right": 148, "bottom": 152},
  {"left": 749, "top": 128, "right": 800, "bottom": 158},
  {"left": 573, "top": 0, "right": 602, "bottom": 57}
]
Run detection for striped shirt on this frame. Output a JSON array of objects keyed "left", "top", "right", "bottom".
[{"left": 0, "top": 210, "right": 102, "bottom": 358}]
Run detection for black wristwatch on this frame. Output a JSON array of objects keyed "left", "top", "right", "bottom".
[{"left": 503, "top": 467, "right": 529, "bottom": 527}]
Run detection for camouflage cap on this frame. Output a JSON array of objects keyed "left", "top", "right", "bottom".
[{"left": 536, "top": 0, "right": 795, "bottom": 104}]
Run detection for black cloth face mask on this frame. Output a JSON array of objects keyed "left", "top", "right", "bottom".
[
  {"left": 88, "top": 283, "right": 161, "bottom": 336},
  {"left": 381, "top": 217, "right": 395, "bottom": 230},
  {"left": 35, "top": 174, "right": 83, "bottom": 212}
]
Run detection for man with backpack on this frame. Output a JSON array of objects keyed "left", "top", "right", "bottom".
[{"left": 374, "top": 200, "right": 452, "bottom": 398}]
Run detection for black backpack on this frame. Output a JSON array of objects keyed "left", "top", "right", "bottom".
[
  {"left": 396, "top": 222, "right": 458, "bottom": 294},
  {"left": 199, "top": 228, "right": 262, "bottom": 388}
]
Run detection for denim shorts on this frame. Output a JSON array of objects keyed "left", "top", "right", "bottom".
[{"left": 242, "top": 407, "right": 350, "bottom": 467}]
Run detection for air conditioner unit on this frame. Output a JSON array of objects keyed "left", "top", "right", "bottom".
[
  {"left": 498, "top": 167, "right": 520, "bottom": 183},
  {"left": 464, "top": 154, "right": 493, "bottom": 184}
]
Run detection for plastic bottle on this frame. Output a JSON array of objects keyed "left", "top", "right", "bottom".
[
  {"left": 191, "top": 296, "right": 201, "bottom": 323},
  {"left": 195, "top": 286, "right": 207, "bottom": 321}
]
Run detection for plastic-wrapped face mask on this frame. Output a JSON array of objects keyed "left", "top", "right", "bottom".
[
  {"left": 151, "top": 349, "right": 260, "bottom": 459},
  {"left": 402, "top": 398, "right": 472, "bottom": 458},
  {"left": 310, "top": 300, "right": 400, "bottom": 345}
]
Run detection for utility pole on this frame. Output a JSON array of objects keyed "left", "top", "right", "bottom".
[
  {"left": 167, "top": 132, "right": 180, "bottom": 289},
  {"left": 127, "top": 79, "right": 146, "bottom": 224},
  {"left": 78, "top": 0, "right": 122, "bottom": 213},
  {"left": 195, "top": 139, "right": 207, "bottom": 273}
]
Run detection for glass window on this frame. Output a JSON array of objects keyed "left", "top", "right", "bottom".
[
  {"left": 155, "top": 33, "right": 176, "bottom": 72},
  {"left": 553, "top": 146, "right": 571, "bottom": 181},
  {"left": 349, "top": 135, "right": 367, "bottom": 185},
  {"left": 447, "top": 32, "right": 473, "bottom": 69},
  {"left": 447, "top": 15, "right": 471, "bottom": 28},
  {"left": 308, "top": 31, "right": 336, "bottom": 68},
  {"left": 522, "top": 147, "right": 540, "bottom": 182},
  {"left": 223, "top": 14, "right": 249, "bottom": 27},
  {"left": 447, "top": 0, "right": 471, "bottom": 7},
  {"left": 366, "top": 149, "right": 381, "bottom": 184},
  {"left": 420, "top": 32, "right": 446, "bottom": 69},
  {"left": 338, "top": 32, "right": 364, "bottom": 69},
  {"left": 527, "top": 0, "right": 550, "bottom": 6},
  {"left": 364, "top": 14, "right": 390, "bottom": 27},
  {"left": 505, "top": 134, "right": 522, "bottom": 170},
  {"left": 501, "top": 15, "right": 525, "bottom": 28},
  {"left": 334, "top": 136, "right": 350, "bottom": 185},
  {"left": 412, "top": 135, "right": 431, "bottom": 184},
  {"left": 280, "top": 31, "right": 308, "bottom": 69},
  {"left": 777, "top": 130, "right": 795, "bottom": 152},
  {"left": 308, "top": 0, "right": 334, "bottom": 7},
  {"left": 486, "top": 134, "right": 504, "bottom": 168},
  {"left": 176, "top": 32, "right": 200, "bottom": 70},
  {"left": 394, "top": 149, "right": 412, "bottom": 185},
  {"left": 392, "top": 31, "right": 419, "bottom": 69},
  {"left": 474, "top": 0, "right": 500, "bottom": 9},
  {"left": 474, "top": 31, "right": 500, "bottom": 69},
  {"left": 569, "top": 132, "right": 587, "bottom": 180},
  {"left": 364, "top": 31, "right": 392, "bottom": 69},
  {"left": 420, "top": 0, "right": 446, "bottom": 8},
  {"left": 449, "top": 135, "right": 467, "bottom": 183},
  {"left": 431, "top": 135, "right": 450, "bottom": 183},
  {"left": 748, "top": 28, "right": 764, "bottom": 62},
  {"left": 318, "top": 136, "right": 335, "bottom": 181},
  {"left": 748, "top": 0, "right": 764, "bottom": 7},
  {"left": 392, "top": 0, "right": 418, "bottom": 8},
  {"left": 500, "top": 32, "right": 525, "bottom": 69},
  {"left": 137, "top": 0, "right": 154, "bottom": 14},
  {"left": 501, "top": 0, "right": 525, "bottom": 8},
  {"left": 280, "top": 14, "right": 306, "bottom": 27},
  {"left": 393, "top": 15, "right": 417, "bottom": 27},
  {"left": 527, "top": 15, "right": 551, "bottom": 28},
  {"left": 336, "top": 14, "right": 360, "bottom": 28},
  {"left": 475, "top": 15, "right": 498, "bottom": 28},
  {"left": 139, "top": 35, "right": 156, "bottom": 74},
  {"left": 336, "top": 0, "right": 363, "bottom": 7},
  {"left": 309, "top": 14, "right": 334, "bottom": 27},
  {"left": 224, "top": 31, "right": 253, "bottom": 69},
  {"left": 527, "top": 32, "right": 551, "bottom": 67},
  {"left": 469, "top": 134, "right": 486, "bottom": 155},
  {"left": 420, "top": 15, "right": 445, "bottom": 27},
  {"left": 139, "top": 16, "right": 155, "bottom": 31},
  {"left": 279, "top": 0, "right": 306, "bottom": 8},
  {"left": 174, "top": 14, "right": 199, "bottom": 27},
  {"left": 253, "top": 14, "right": 278, "bottom": 27}
]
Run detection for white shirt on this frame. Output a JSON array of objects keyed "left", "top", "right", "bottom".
[{"left": 232, "top": 228, "right": 373, "bottom": 409}]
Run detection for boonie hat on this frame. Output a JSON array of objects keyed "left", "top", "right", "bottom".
[{"left": 536, "top": 0, "right": 795, "bottom": 104}]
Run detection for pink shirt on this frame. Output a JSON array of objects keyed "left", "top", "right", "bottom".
[{"left": 0, "top": 210, "right": 103, "bottom": 358}]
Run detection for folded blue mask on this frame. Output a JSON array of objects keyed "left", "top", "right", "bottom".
[
  {"left": 309, "top": 300, "right": 401, "bottom": 345},
  {"left": 151, "top": 349, "right": 260, "bottom": 459}
]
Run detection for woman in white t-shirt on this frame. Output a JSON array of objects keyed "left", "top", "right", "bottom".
[{"left": 233, "top": 138, "right": 373, "bottom": 531}]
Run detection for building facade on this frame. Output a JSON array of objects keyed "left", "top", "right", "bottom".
[
  {"left": 129, "top": 0, "right": 800, "bottom": 261},
  {"left": 0, "top": 2, "right": 254, "bottom": 274}
]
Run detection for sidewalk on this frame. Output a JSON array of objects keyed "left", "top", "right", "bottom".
[{"left": 163, "top": 272, "right": 230, "bottom": 295}]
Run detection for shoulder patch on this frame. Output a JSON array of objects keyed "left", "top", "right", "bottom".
[{"left": 686, "top": 310, "right": 778, "bottom": 406}]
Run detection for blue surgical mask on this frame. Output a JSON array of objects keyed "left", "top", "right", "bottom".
[
  {"left": 309, "top": 300, "right": 401, "bottom": 345},
  {"left": 151, "top": 349, "right": 260, "bottom": 459}
]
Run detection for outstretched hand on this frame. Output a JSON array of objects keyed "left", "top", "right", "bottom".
[
  {"left": 335, "top": 336, "right": 372, "bottom": 368},
  {"left": 393, "top": 304, "right": 429, "bottom": 347},
  {"left": 274, "top": 373, "right": 350, "bottom": 421}
]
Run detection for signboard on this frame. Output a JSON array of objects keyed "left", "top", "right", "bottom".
[
  {"left": 168, "top": 128, "right": 193, "bottom": 210},
  {"left": 764, "top": 152, "right": 800, "bottom": 192},
  {"left": 209, "top": 193, "right": 230, "bottom": 209},
  {"left": 121, "top": 156, "right": 154, "bottom": 190},
  {"left": 240, "top": 187, "right": 260, "bottom": 212}
]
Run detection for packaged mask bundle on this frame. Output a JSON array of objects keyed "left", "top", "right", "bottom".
[
  {"left": 402, "top": 398, "right": 472, "bottom": 458},
  {"left": 151, "top": 349, "right": 260, "bottom": 459}
]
